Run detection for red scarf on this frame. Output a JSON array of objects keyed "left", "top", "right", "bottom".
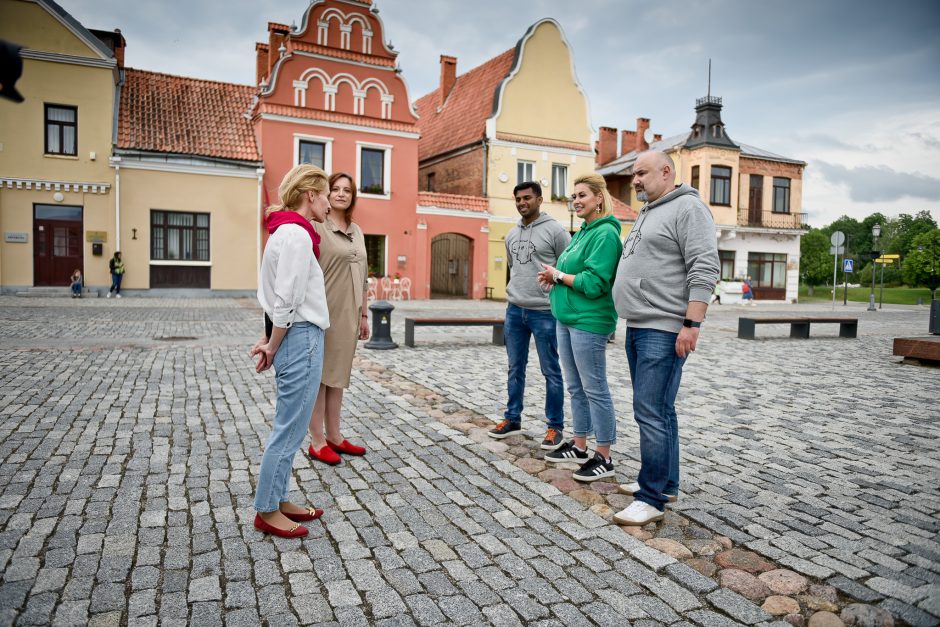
[{"left": 266, "top": 211, "right": 321, "bottom": 259}]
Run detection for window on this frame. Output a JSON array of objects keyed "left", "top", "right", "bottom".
[
  {"left": 691, "top": 166, "right": 700, "bottom": 191},
  {"left": 517, "top": 161, "right": 534, "bottom": 185},
  {"left": 773, "top": 177, "right": 791, "bottom": 213},
  {"left": 719, "top": 250, "right": 735, "bottom": 280},
  {"left": 710, "top": 165, "right": 731, "bottom": 206},
  {"left": 426, "top": 172, "right": 435, "bottom": 192},
  {"left": 151, "top": 210, "right": 210, "bottom": 261},
  {"left": 365, "top": 234, "right": 386, "bottom": 276},
  {"left": 551, "top": 164, "right": 567, "bottom": 201},
  {"left": 747, "top": 252, "right": 787, "bottom": 289},
  {"left": 358, "top": 145, "right": 389, "bottom": 196},
  {"left": 298, "top": 140, "right": 325, "bottom": 168},
  {"left": 45, "top": 104, "right": 77, "bottom": 155}
]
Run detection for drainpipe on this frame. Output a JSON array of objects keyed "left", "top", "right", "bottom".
[
  {"left": 481, "top": 140, "right": 488, "bottom": 197},
  {"left": 256, "top": 167, "right": 265, "bottom": 285},
  {"left": 113, "top": 156, "right": 121, "bottom": 251}
]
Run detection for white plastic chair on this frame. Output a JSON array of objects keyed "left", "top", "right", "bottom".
[
  {"left": 398, "top": 277, "right": 411, "bottom": 301},
  {"left": 379, "top": 276, "right": 392, "bottom": 300},
  {"left": 367, "top": 277, "right": 377, "bottom": 301}
]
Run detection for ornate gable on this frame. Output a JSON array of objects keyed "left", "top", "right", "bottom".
[{"left": 253, "top": 0, "right": 416, "bottom": 126}]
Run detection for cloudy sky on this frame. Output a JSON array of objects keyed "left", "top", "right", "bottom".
[{"left": 64, "top": 0, "right": 940, "bottom": 228}]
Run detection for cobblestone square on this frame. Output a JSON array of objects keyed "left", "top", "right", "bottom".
[{"left": 0, "top": 296, "right": 936, "bottom": 626}]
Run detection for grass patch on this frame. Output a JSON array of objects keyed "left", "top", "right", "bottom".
[{"left": 799, "top": 285, "right": 933, "bottom": 305}]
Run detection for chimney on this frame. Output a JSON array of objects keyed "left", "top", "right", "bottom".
[
  {"left": 112, "top": 29, "right": 126, "bottom": 68},
  {"left": 620, "top": 130, "right": 636, "bottom": 157},
  {"left": 595, "top": 126, "right": 617, "bottom": 165},
  {"left": 635, "top": 117, "right": 650, "bottom": 152},
  {"left": 256, "top": 43, "right": 269, "bottom": 86},
  {"left": 439, "top": 55, "right": 457, "bottom": 107},
  {"left": 268, "top": 23, "right": 290, "bottom": 76},
  {"left": 653, "top": 133, "right": 662, "bottom": 143}
]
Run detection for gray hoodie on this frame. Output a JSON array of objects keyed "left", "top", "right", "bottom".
[
  {"left": 505, "top": 212, "right": 571, "bottom": 310},
  {"left": 613, "top": 183, "right": 719, "bottom": 332}
]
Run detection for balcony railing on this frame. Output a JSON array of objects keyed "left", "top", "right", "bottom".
[{"left": 738, "top": 208, "right": 807, "bottom": 230}]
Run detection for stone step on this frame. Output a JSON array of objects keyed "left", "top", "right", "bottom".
[{"left": 15, "top": 287, "right": 100, "bottom": 298}]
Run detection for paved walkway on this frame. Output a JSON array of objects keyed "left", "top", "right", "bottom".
[{"left": 0, "top": 297, "right": 936, "bottom": 626}]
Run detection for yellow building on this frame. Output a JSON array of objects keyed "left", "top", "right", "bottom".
[
  {"left": 414, "top": 19, "right": 634, "bottom": 299},
  {"left": 113, "top": 69, "right": 263, "bottom": 292},
  {"left": 598, "top": 97, "right": 807, "bottom": 302},
  {"left": 0, "top": 0, "right": 121, "bottom": 291}
]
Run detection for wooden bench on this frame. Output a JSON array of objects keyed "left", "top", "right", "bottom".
[
  {"left": 404, "top": 317, "right": 505, "bottom": 347},
  {"left": 738, "top": 317, "right": 858, "bottom": 340}
]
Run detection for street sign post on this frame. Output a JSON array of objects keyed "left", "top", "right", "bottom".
[{"left": 830, "top": 232, "right": 845, "bottom": 310}]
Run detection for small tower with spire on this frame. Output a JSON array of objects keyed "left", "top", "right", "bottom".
[{"left": 684, "top": 60, "right": 739, "bottom": 150}]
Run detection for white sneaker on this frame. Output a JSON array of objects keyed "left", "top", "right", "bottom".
[
  {"left": 613, "top": 500, "right": 664, "bottom": 526},
  {"left": 116, "top": 294, "right": 122, "bottom": 298},
  {"left": 106, "top": 292, "right": 112, "bottom": 298},
  {"left": 617, "top": 481, "right": 678, "bottom": 502}
]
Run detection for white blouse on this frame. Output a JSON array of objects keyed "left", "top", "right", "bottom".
[{"left": 257, "top": 223, "right": 330, "bottom": 331}]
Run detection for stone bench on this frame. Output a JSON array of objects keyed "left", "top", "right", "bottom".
[
  {"left": 738, "top": 317, "right": 858, "bottom": 340},
  {"left": 404, "top": 317, "right": 505, "bottom": 348}
]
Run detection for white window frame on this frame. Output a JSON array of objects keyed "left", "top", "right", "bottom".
[
  {"left": 356, "top": 141, "right": 392, "bottom": 199},
  {"left": 517, "top": 160, "right": 535, "bottom": 186},
  {"left": 293, "top": 133, "right": 333, "bottom": 171},
  {"left": 551, "top": 163, "right": 568, "bottom": 201}
]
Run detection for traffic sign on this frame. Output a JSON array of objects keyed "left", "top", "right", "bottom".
[
  {"left": 830, "top": 231, "right": 846, "bottom": 247},
  {"left": 830, "top": 246, "right": 845, "bottom": 255},
  {"left": 843, "top": 259, "right": 854, "bottom": 273}
]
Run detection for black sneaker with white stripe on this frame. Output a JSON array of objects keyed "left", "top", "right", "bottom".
[
  {"left": 573, "top": 453, "right": 615, "bottom": 482},
  {"left": 544, "top": 440, "right": 590, "bottom": 464}
]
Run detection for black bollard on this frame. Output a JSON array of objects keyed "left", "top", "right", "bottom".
[{"left": 364, "top": 300, "right": 398, "bottom": 349}]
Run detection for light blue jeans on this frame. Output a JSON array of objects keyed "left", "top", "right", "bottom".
[
  {"left": 556, "top": 322, "right": 617, "bottom": 446},
  {"left": 254, "top": 322, "right": 324, "bottom": 513},
  {"left": 625, "top": 327, "right": 686, "bottom": 511},
  {"left": 504, "top": 304, "right": 564, "bottom": 429}
]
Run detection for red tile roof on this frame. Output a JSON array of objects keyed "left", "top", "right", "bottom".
[
  {"left": 611, "top": 197, "right": 637, "bottom": 222},
  {"left": 414, "top": 48, "right": 515, "bottom": 161},
  {"left": 256, "top": 102, "right": 417, "bottom": 133},
  {"left": 417, "top": 192, "right": 489, "bottom": 213},
  {"left": 118, "top": 69, "right": 260, "bottom": 162}
]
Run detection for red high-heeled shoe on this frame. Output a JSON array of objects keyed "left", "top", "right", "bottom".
[
  {"left": 283, "top": 507, "right": 324, "bottom": 522},
  {"left": 307, "top": 443, "right": 342, "bottom": 465},
  {"left": 327, "top": 439, "right": 366, "bottom": 456},
  {"left": 254, "top": 513, "right": 308, "bottom": 538}
]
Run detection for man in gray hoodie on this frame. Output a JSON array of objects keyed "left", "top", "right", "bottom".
[
  {"left": 489, "top": 182, "right": 571, "bottom": 450},
  {"left": 611, "top": 151, "right": 720, "bottom": 526}
]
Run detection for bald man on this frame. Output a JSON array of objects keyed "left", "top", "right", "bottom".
[{"left": 611, "top": 151, "right": 720, "bottom": 526}]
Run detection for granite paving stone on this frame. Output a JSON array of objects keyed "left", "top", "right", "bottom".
[{"left": 0, "top": 297, "right": 935, "bottom": 626}]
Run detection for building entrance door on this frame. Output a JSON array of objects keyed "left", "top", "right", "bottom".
[
  {"left": 33, "top": 204, "right": 83, "bottom": 286},
  {"left": 430, "top": 233, "right": 470, "bottom": 297}
]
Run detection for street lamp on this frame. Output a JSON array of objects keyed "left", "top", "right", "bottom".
[
  {"left": 567, "top": 199, "right": 576, "bottom": 234},
  {"left": 868, "top": 223, "right": 881, "bottom": 311}
]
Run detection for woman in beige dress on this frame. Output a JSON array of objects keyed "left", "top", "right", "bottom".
[{"left": 306, "top": 172, "right": 370, "bottom": 465}]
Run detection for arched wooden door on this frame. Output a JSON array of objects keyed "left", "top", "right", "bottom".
[{"left": 430, "top": 233, "right": 470, "bottom": 297}]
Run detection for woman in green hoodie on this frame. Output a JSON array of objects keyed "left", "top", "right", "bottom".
[{"left": 537, "top": 174, "right": 623, "bottom": 483}]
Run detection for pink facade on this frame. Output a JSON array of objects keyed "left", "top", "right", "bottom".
[{"left": 251, "top": 0, "right": 487, "bottom": 299}]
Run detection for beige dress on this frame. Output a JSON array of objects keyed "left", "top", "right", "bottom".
[{"left": 314, "top": 218, "right": 368, "bottom": 388}]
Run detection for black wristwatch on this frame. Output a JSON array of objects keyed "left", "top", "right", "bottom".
[{"left": 682, "top": 318, "right": 702, "bottom": 328}]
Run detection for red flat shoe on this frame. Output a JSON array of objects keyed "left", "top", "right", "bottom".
[
  {"left": 328, "top": 439, "right": 366, "bottom": 456},
  {"left": 254, "top": 513, "right": 308, "bottom": 538},
  {"left": 307, "top": 443, "right": 341, "bottom": 465},
  {"left": 283, "top": 507, "right": 324, "bottom": 522}
]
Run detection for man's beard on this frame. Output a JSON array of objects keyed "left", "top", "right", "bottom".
[{"left": 636, "top": 191, "right": 648, "bottom": 202}]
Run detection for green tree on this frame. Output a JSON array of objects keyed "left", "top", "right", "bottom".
[
  {"left": 799, "top": 229, "right": 833, "bottom": 286},
  {"left": 902, "top": 229, "right": 940, "bottom": 298},
  {"left": 891, "top": 211, "right": 937, "bottom": 257}
]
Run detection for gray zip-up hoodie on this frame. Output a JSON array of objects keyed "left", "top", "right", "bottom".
[
  {"left": 613, "top": 184, "right": 719, "bottom": 332},
  {"left": 505, "top": 213, "right": 571, "bottom": 310}
]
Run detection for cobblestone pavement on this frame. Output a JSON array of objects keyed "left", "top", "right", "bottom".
[{"left": 0, "top": 296, "right": 936, "bottom": 626}]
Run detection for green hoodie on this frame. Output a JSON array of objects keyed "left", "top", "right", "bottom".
[{"left": 549, "top": 214, "right": 623, "bottom": 334}]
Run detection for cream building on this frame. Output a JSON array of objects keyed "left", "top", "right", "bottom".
[
  {"left": 0, "top": 0, "right": 122, "bottom": 292},
  {"left": 415, "top": 19, "right": 634, "bottom": 299}
]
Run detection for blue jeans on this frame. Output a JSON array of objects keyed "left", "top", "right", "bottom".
[
  {"left": 254, "top": 322, "right": 324, "bottom": 512},
  {"left": 504, "top": 304, "right": 564, "bottom": 429},
  {"left": 71, "top": 282, "right": 81, "bottom": 296},
  {"left": 110, "top": 274, "right": 123, "bottom": 294},
  {"left": 556, "top": 322, "right": 616, "bottom": 446},
  {"left": 625, "top": 327, "right": 686, "bottom": 511}
]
